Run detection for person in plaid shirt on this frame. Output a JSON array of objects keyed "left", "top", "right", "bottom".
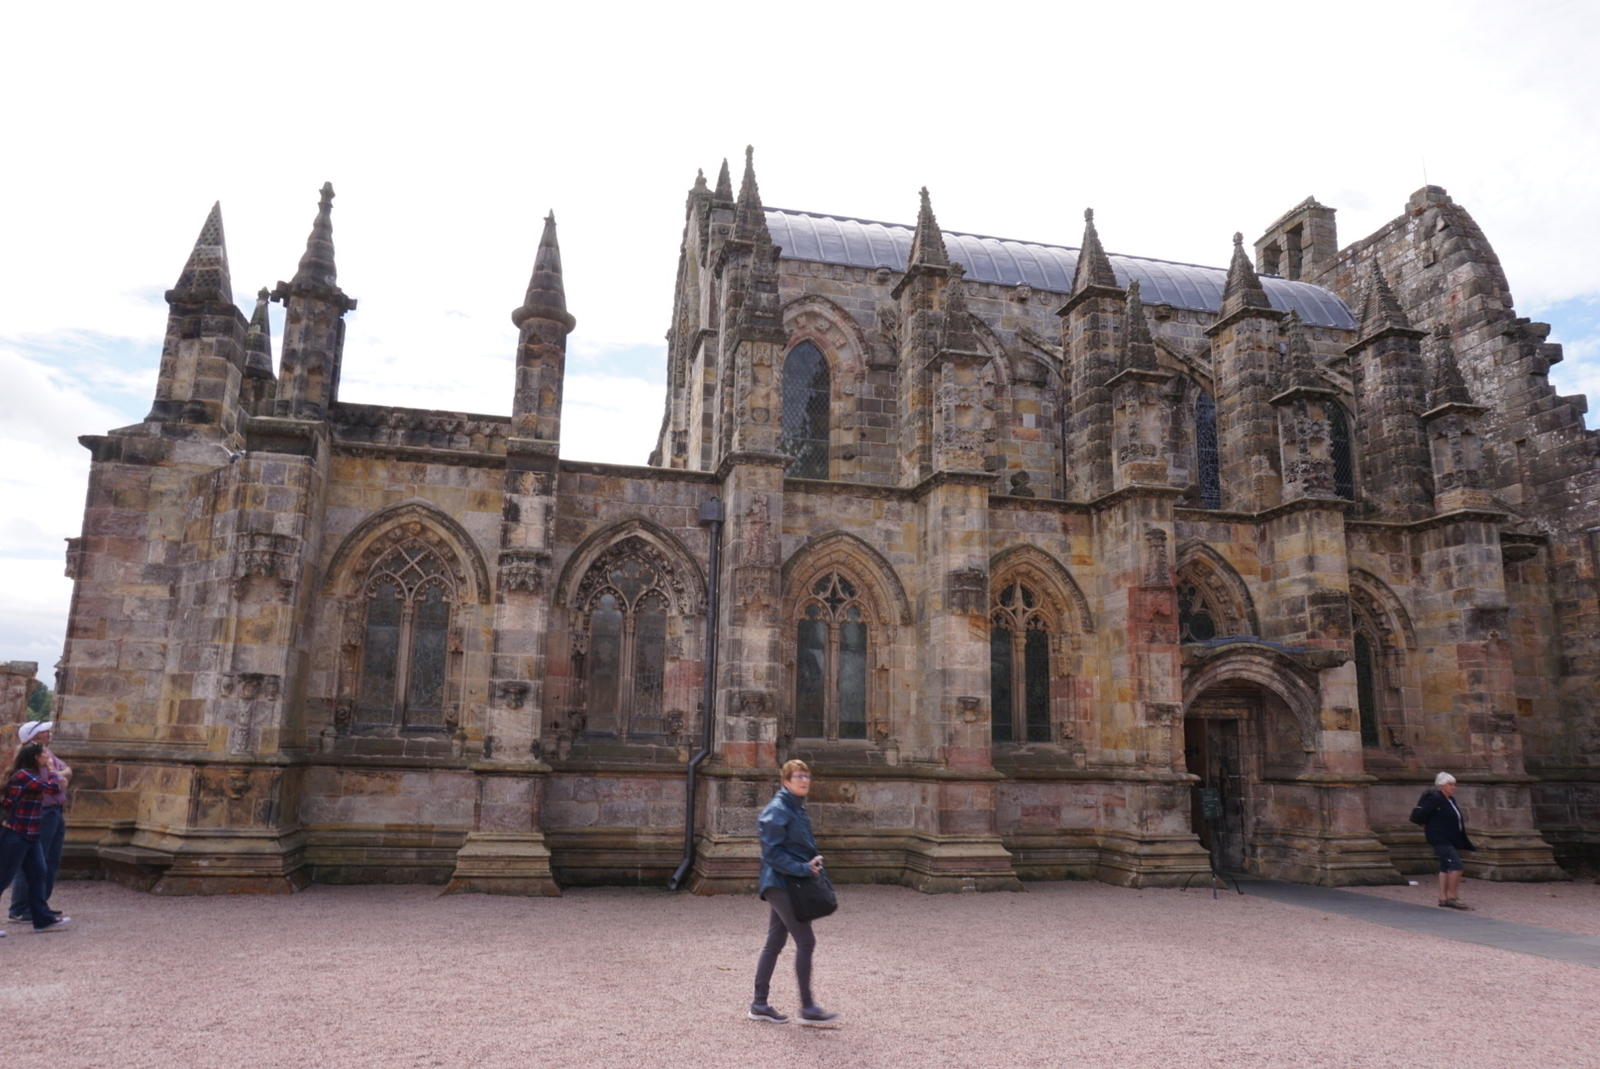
[{"left": 0, "top": 741, "right": 70, "bottom": 934}]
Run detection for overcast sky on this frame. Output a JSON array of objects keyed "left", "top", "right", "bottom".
[{"left": 3, "top": 0, "right": 1598, "bottom": 672}]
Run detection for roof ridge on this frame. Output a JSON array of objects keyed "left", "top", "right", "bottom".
[{"left": 762, "top": 205, "right": 1311, "bottom": 279}]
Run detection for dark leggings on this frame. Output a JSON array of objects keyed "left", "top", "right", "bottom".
[{"left": 753, "top": 886, "right": 816, "bottom": 1008}]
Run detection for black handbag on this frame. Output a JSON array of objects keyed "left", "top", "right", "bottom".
[{"left": 784, "top": 868, "right": 838, "bottom": 923}]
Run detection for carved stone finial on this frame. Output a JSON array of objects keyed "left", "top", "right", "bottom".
[
  {"left": 1071, "top": 206, "right": 1120, "bottom": 296},
  {"left": 908, "top": 186, "right": 949, "bottom": 269}
]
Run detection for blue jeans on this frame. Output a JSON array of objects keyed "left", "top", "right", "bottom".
[
  {"left": 10, "top": 806, "right": 64, "bottom": 920},
  {"left": 0, "top": 828, "right": 53, "bottom": 930}
]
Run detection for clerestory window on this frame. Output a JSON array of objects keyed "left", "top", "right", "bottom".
[
  {"left": 990, "top": 581, "right": 1052, "bottom": 743},
  {"left": 356, "top": 542, "right": 455, "bottom": 731},
  {"left": 794, "top": 572, "right": 868, "bottom": 739},
  {"left": 1330, "top": 403, "right": 1355, "bottom": 501},
  {"left": 1195, "top": 389, "right": 1221, "bottom": 509},
  {"left": 781, "top": 341, "right": 830, "bottom": 479}
]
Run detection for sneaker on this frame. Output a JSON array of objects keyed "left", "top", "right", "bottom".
[
  {"left": 748, "top": 1004, "right": 789, "bottom": 1024},
  {"left": 33, "top": 916, "right": 70, "bottom": 933},
  {"left": 798, "top": 1006, "right": 840, "bottom": 1027},
  {"left": 6, "top": 913, "right": 24, "bottom": 924}
]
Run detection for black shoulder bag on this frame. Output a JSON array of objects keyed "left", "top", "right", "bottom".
[{"left": 784, "top": 867, "right": 838, "bottom": 923}]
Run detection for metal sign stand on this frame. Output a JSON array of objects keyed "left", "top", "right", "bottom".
[{"left": 1183, "top": 787, "right": 1243, "bottom": 899}]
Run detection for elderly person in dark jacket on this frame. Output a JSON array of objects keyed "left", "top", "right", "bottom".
[
  {"left": 748, "top": 759, "right": 839, "bottom": 1028},
  {"left": 1414, "top": 771, "right": 1476, "bottom": 910}
]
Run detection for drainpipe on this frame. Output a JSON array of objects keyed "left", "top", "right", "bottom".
[{"left": 669, "top": 496, "right": 723, "bottom": 891}]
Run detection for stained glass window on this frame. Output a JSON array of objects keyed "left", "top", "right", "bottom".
[
  {"left": 1196, "top": 390, "right": 1221, "bottom": 509},
  {"left": 355, "top": 542, "right": 457, "bottom": 731},
  {"left": 793, "top": 572, "right": 870, "bottom": 739},
  {"left": 577, "top": 544, "right": 676, "bottom": 739},
  {"left": 781, "top": 342, "right": 830, "bottom": 479},
  {"left": 990, "top": 581, "right": 1055, "bottom": 743}
]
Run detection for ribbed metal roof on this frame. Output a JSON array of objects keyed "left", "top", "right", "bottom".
[{"left": 766, "top": 208, "right": 1358, "bottom": 331}]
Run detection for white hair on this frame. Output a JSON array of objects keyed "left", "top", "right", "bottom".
[{"left": 1434, "top": 772, "right": 1456, "bottom": 787}]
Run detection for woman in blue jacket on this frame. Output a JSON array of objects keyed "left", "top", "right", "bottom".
[{"left": 749, "top": 759, "right": 839, "bottom": 1026}]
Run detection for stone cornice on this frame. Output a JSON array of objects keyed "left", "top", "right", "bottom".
[
  {"left": 1344, "top": 323, "right": 1429, "bottom": 354},
  {"left": 910, "top": 469, "right": 999, "bottom": 500},
  {"left": 1204, "top": 303, "right": 1287, "bottom": 337},
  {"left": 1054, "top": 283, "right": 1125, "bottom": 318},
  {"left": 715, "top": 449, "right": 791, "bottom": 481},
  {"left": 1421, "top": 401, "right": 1490, "bottom": 422},
  {"left": 1086, "top": 484, "right": 1185, "bottom": 512},
  {"left": 1269, "top": 384, "right": 1341, "bottom": 406},
  {"left": 1106, "top": 366, "right": 1171, "bottom": 391}
]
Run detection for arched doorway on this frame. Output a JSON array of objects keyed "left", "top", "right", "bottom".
[{"left": 1184, "top": 673, "right": 1317, "bottom": 875}]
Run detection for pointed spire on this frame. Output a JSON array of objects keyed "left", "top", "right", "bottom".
[
  {"left": 512, "top": 211, "right": 576, "bottom": 333},
  {"left": 1120, "top": 279, "right": 1159, "bottom": 371},
  {"left": 713, "top": 158, "right": 734, "bottom": 201},
  {"left": 1428, "top": 332, "right": 1476, "bottom": 409},
  {"left": 1071, "top": 208, "right": 1119, "bottom": 295},
  {"left": 291, "top": 182, "right": 339, "bottom": 291},
  {"left": 1219, "top": 231, "right": 1272, "bottom": 318},
  {"left": 1282, "top": 310, "right": 1319, "bottom": 388},
  {"left": 733, "top": 145, "right": 772, "bottom": 245},
  {"left": 168, "top": 202, "right": 233, "bottom": 304},
  {"left": 244, "top": 288, "right": 274, "bottom": 377},
  {"left": 908, "top": 187, "right": 949, "bottom": 269},
  {"left": 1357, "top": 259, "right": 1413, "bottom": 338}
]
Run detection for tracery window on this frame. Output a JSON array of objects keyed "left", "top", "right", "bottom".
[
  {"left": 781, "top": 341, "right": 830, "bottom": 480},
  {"left": 794, "top": 572, "right": 868, "bottom": 740},
  {"left": 576, "top": 552, "right": 671, "bottom": 737},
  {"left": 1195, "top": 389, "right": 1221, "bottom": 509},
  {"left": 1353, "top": 631, "right": 1381, "bottom": 747},
  {"left": 1330, "top": 403, "right": 1355, "bottom": 501},
  {"left": 990, "top": 581, "right": 1052, "bottom": 743},
  {"left": 356, "top": 541, "right": 455, "bottom": 730},
  {"left": 1176, "top": 581, "right": 1220, "bottom": 643}
]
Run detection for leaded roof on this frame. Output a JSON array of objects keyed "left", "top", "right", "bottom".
[{"left": 765, "top": 208, "right": 1358, "bottom": 331}]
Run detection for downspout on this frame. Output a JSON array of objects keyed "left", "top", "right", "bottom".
[{"left": 669, "top": 496, "right": 723, "bottom": 891}]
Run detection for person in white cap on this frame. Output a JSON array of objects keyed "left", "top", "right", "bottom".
[{"left": 8, "top": 720, "right": 70, "bottom": 926}]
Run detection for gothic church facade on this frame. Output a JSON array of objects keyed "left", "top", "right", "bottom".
[{"left": 51, "top": 153, "right": 1598, "bottom": 893}]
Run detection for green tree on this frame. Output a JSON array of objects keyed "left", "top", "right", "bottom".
[{"left": 26, "top": 682, "right": 53, "bottom": 720}]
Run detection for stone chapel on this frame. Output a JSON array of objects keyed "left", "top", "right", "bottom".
[{"left": 50, "top": 150, "right": 1600, "bottom": 894}]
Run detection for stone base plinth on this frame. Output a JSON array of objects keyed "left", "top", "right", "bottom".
[
  {"left": 134, "top": 829, "right": 311, "bottom": 895},
  {"left": 1094, "top": 832, "right": 1213, "bottom": 888},
  {"left": 444, "top": 832, "right": 561, "bottom": 896},
  {"left": 1461, "top": 830, "right": 1566, "bottom": 882},
  {"left": 683, "top": 834, "right": 761, "bottom": 894},
  {"left": 901, "top": 834, "right": 1023, "bottom": 894},
  {"left": 1248, "top": 827, "right": 1405, "bottom": 887}
]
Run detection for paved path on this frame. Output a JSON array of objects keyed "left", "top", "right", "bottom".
[{"left": 1239, "top": 878, "right": 1600, "bottom": 969}]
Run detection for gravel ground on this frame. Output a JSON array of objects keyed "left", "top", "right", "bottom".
[
  {"left": 1345, "top": 875, "right": 1600, "bottom": 936},
  {"left": 2, "top": 878, "right": 1597, "bottom": 1069}
]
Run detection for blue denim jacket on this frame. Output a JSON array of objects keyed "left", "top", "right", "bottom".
[{"left": 757, "top": 786, "right": 818, "bottom": 896}]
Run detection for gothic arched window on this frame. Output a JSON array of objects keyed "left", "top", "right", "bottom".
[
  {"left": 1195, "top": 389, "right": 1221, "bottom": 509},
  {"left": 1353, "top": 631, "right": 1381, "bottom": 747},
  {"left": 1330, "top": 403, "right": 1355, "bottom": 501},
  {"left": 990, "top": 581, "right": 1052, "bottom": 743},
  {"left": 576, "top": 551, "right": 672, "bottom": 737},
  {"left": 794, "top": 572, "right": 868, "bottom": 739},
  {"left": 356, "top": 541, "right": 456, "bottom": 730},
  {"left": 781, "top": 341, "right": 830, "bottom": 479}
]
